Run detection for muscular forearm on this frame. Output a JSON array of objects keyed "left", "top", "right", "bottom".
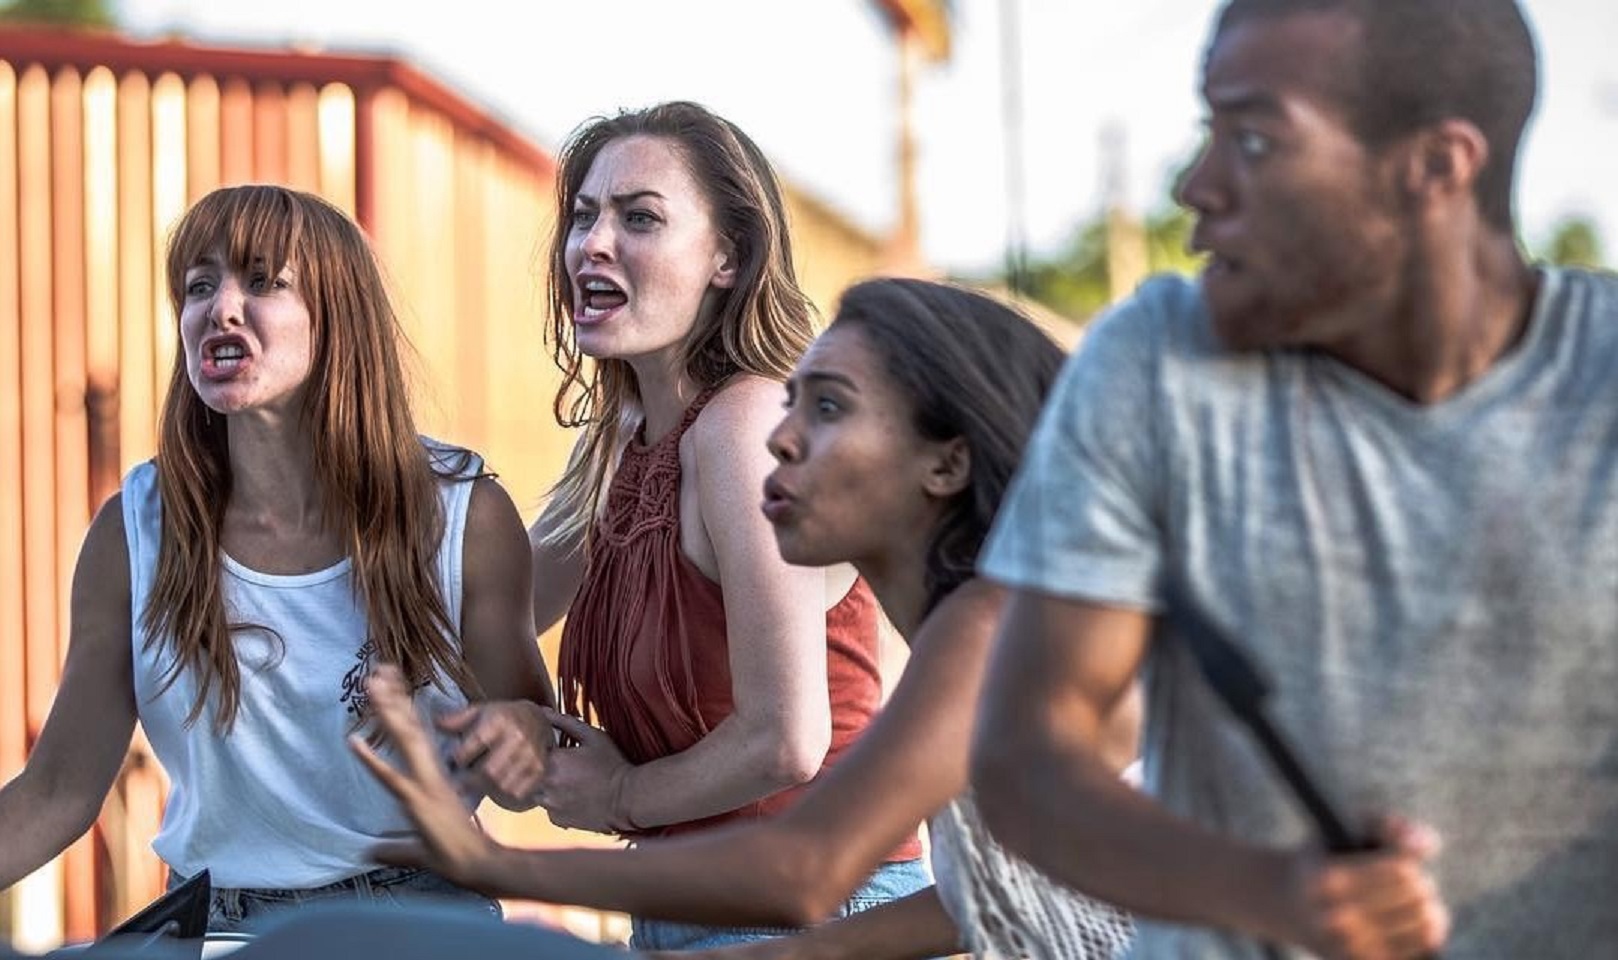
[
  {"left": 973, "top": 738, "right": 1285, "bottom": 941},
  {"left": 765, "top": 887, "right": 961, "bottom": 960},
  {"left": 618, "top": 713, "right": 824, "bottom": 830},
  {"left": 476, "top": 826, "right": 840, "bottom": 928}
]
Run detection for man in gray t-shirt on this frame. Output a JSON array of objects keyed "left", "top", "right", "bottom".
[{"left": 968, "top": 2, "right": 1615, "bottom": 959}]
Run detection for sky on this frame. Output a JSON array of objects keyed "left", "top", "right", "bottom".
[{"left": 114, "top": 0, "right": 1618, "bottom": 276}]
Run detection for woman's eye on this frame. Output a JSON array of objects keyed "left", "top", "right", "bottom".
[
  {"left": 569, "top": 209, "right": 595, "bottom": 229},
  {"left": 626, "top": 210, "right": 657, "bottom": 227},
  {"left": 815, "top": 397, "right": 841, "bottom": 417},
  {"left": 185, "top": 278, "right": 214, "bottom": 297}
]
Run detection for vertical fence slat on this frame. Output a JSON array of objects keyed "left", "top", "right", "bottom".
[
  {"left": 218, "top": 76, "right": 252, "bottom": 186},
  {"left": 116, "top": 70, "right": 154, "bottom": 469},
  {"left": 16, "top": 60, "right": 62, "bottom": 948},
  {"left": 18, "top": 61, "right": 57, "bottom": 758},
  {"left": 316, "top": 82, "right": 355, "bottom": 217},
  {"left": 0, "top": 60, "right": 24, "bottom": 786},
  {"left": 183, "top": 74, "right": 217, "bottom": 205},
  {"left": 83, "top": 66, "right": 119, "bottom": 508},
  {"left": 251, "top": 80, "right": 286, "bottom": 184},
  {"left": 151, "top": 72, "right": 187, "bottom": 409},
  {"left": 50, "top": 64, "right": 98, "bottom": 944}
]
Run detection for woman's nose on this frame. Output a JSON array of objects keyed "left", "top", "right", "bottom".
[
  {"left": 765, "top": 415, "right": 800, "bottom": 463},
  {"left": 208, "top": 276, "right": 246, "bottom": 328}
]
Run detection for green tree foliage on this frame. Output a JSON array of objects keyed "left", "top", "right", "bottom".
[
  {"left": 0, "top": 0, "right": 115, "bottom": 28},
  {"left": 979, "top": 200, "right": 1204, "bottom": 324},
  {"left": 1540, "top": 216, "right": 1606, "bottom": 269}
]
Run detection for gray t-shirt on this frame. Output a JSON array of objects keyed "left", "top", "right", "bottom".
[{"left": 981, "top": 268, "right": 1618, "bottom": 959}]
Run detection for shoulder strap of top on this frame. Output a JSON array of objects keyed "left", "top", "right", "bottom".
[{"left": 656, "top": 379, "right": 729, "bottom": 449}]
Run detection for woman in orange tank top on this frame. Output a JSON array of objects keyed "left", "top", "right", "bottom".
[
  {"left": 356, "top": 279, "right": 1142, "bottom": 959},
  {"left": 511, "top": 101, "right": 922, "bottom": 949}
]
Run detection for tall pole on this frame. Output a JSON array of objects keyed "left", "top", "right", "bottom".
[
  {"left": 1000, "top": 0, "right": 1028, "bottom": 296},
  {"left": 893, "top": 27, "right": 922, "bottom": 272}
]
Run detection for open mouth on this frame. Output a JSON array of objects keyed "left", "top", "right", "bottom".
[
  {"left": 577, "top": 277, "right": 627, "bottom": 321},
  {"left": 200, "top": 335, "right": 251, "bottom": 379}
]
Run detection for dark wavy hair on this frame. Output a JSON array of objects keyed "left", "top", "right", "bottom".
[
  {"left": 830, "top": 279, "right": 1065, "bottom": 614},
  {"left": 1213, "top": 0, "right": 1538, "bottom": 231}
]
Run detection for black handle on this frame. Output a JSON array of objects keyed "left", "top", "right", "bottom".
[{"left": 1166, "top": 597, "right": 1440, "bottom": 957}]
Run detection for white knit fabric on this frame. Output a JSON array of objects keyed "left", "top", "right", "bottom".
[{"left": 931, "top": 792, "right": 1134, "bottom": 959}]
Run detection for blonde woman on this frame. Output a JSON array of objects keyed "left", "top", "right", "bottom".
[{"left": 508, "top": 102, "right": 926, "bottom": 951}]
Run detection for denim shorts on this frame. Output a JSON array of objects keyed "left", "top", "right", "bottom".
[
  {"left": 165, "top": 864, "right": 502, "bottom": 935},
  {"left": 629, "top": 856, "right": 932, "bottom": 952}
]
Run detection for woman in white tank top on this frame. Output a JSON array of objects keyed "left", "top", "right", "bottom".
[{"left": 0, "top": 184, "right": 556, "bottom": 935}]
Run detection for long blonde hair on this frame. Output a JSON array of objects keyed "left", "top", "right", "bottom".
[
  {"left": 146, "top": 184, "right": 479, "bottom": 731},
  {"left": 540, "top": 101, "right": 817, "bottom": 549}
]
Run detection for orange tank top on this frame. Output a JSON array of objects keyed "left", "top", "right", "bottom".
[{"left": 558, "top": 383, "right": 922, "bottom": 858}]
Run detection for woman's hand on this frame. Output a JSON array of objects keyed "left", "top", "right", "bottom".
[
  {"left": 1270, "top": 816, "right": 1450, "bottom": 960},
  {"left": 535, "top": 708, "right": 638, "bottom": 835},
  {"left": 350, "top": 664, "right": 504, "bottom": 889},
  {"left": 437, "top": 699, "right": 552, "bottom": 810}
]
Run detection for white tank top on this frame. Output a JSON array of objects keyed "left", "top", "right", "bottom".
[{"left": 123, "top": 440, "right": 481, "bottom": 888}]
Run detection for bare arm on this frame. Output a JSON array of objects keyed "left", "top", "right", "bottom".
[
  {"left": 0, "top": 495, "right": 137, "bottom": 888},
  {"left": 439, "top": 478, "right": 557, "bottom": 812},
  {"left": 529, "top": 439, "right": 589, "bottom": 635},
  {"left": 546, "top": 379, "right": 835, "bottom": 830},
  {"left": 969, "top": 591, "right": 1446, "bottom": 957},
  {"left": 458, "top": 477, "right": 554, "bottom": 710},
  {"left": 360, "top": 579, "right": 1001, "bottom": 936},
  {"left": 971, "top": 593, "right": 1281, "bottom": 927}
]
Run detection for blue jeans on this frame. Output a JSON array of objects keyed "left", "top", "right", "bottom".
[
  {"left": 166, "top": 864, "right": 502, "bottom": 935},
  {"left": 629, "top": 857, "right": 932, "bottom": 951}
]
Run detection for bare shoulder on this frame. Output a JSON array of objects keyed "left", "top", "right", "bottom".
[
  {"left": 464, "top": 476, "right": 530, "bottom": 561},
  {"left": 687, "top": 374, "right": 786, "bottom": 453},
  {"left": 914, "top": 579, "right": 1007, "bottom": 650},
  {"left": 79, "top": 492, "right": 129, "bottom": 577},
  {"left": 71, "top": 491, "right": 132, "bottom": 637},
  {"left": 466, "top": 475, "right": 524, "bottom": 531}
]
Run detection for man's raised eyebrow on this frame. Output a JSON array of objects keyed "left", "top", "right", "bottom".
[{"left": 1205, "top": 88, "right": 1285, "bottom": 117}]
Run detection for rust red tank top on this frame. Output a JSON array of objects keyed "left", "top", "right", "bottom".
[{"left": 558, "top": 383, "right": 922, "bottom": 858}]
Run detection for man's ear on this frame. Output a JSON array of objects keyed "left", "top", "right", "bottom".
[
  {"left": 712, "top": 240, "right": 739, "bottom": 289},
  {"left": 923, "top": 437, "right": 971, "bottom": 499},
  {"left": 1401, "top": 118, "right": 1489, "bottom": 209}
]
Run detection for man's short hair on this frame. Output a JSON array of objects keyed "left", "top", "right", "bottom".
[{"left": 1214, "top": 0, "right": 1538, "bottom": 231}]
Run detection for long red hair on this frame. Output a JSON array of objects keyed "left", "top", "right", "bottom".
[{"left": 144, "top": 184, "right": 478, "bottom": 731}]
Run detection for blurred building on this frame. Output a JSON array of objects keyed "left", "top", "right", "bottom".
[
  {"left": 871, "top": 0, "right": 950, "bottom": 276},
  {"left": 0, "top": 22, "right": 897, "bottom": 950}
]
